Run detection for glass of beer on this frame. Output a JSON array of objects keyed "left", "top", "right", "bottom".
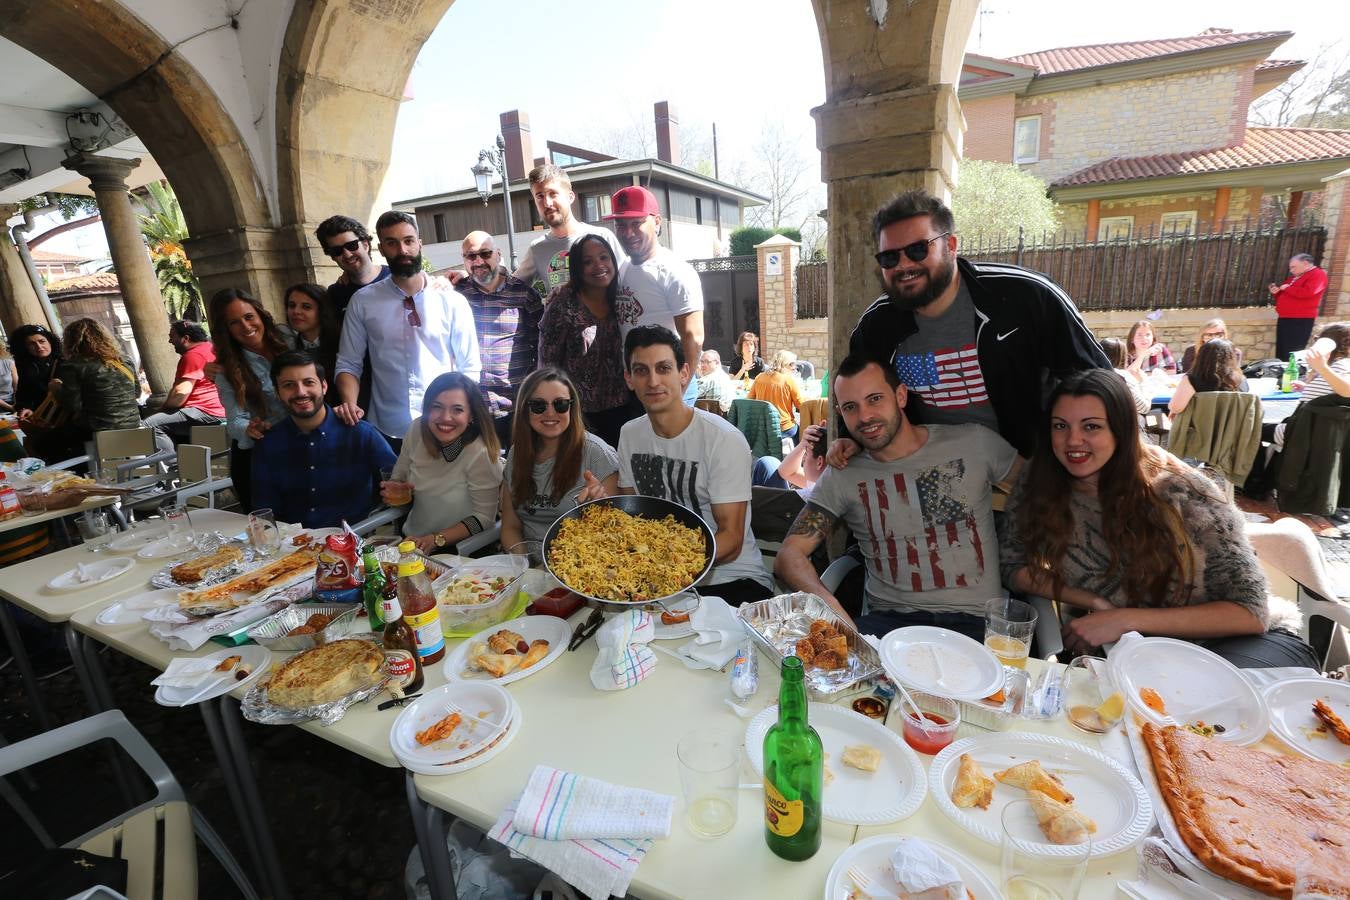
[
  {"left": 381, "top": 468, "right": 413, "bottom": 506},
  {"left": 985, "top": 597, "right": 1037, "bottom": 669}
]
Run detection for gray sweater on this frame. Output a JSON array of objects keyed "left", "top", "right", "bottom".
[{"left": 1000, "top": 464, "right": 1273, "bottom": 629}]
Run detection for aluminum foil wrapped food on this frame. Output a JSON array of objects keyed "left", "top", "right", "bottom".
[
  {"left": 735, "top": 592, "right": 882, "bottom": 697},
  {"left": 240, "top": 676, "right": 391, "bottom": 726},
  {"left": 240, "top": 637, "right": 392, "bottom": 726}
]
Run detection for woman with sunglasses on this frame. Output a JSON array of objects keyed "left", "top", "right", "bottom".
[
  {"left": 537, "top": 233, "right": 634, "bottom": 447},
  {"left": 280, "top": 282, "right": 342, "bottom": 403},
  {"left": 499, "top": 367, "right": 619, "bottom": 547},
  {"left": 1177, "top": 318, "right": 1242, "bottom": 375},
  {"left": 383, "top": 371, "right": 503, "bottom": 554}
]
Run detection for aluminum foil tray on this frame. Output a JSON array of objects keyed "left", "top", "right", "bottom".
[
  {"left": 241, "top": 643, "right": 391, "bottom": 727},
  {"left": 736, "top": 592, "right": 882, "bottom": 697},
  {"left": 956, "top": 667, "right": 1029, "bottom": 731},
  {"left": 245, "top": 603, "right": 365, "bottom": 652}
]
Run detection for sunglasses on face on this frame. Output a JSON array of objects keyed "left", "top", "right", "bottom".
[
  {"left": 402, "top": 296, "right": 421, "bottom": 328},
  {"left": 323, "top": 239, "right": 362, "bottom": 258},
  {"left": 874, "top": 232, "right": 950, "bottom": 269},
  {"left": 528, "top": 398, "right": 573, "bottom": 415},
  {"left": 464, "top": 250, "right": 495, "bottom": 261}
]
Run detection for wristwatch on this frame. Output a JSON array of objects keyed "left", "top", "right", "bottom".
[{"left": 433, "top": 532, "right": 447, "bottom": 549}]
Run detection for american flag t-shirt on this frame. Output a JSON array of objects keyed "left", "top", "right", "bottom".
[{"left": 893, "top": 343, "right": 988, "bottom": 409}]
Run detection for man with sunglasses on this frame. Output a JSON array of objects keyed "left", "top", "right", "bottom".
[
  {"left": 456, "top": 230, "right": 543, "bottom": 448},
  {"left": 333, "top": 211, "right": 481, "bottom": 451},
  {"left": 842, "top": 190, "right": 1108, "bottom": 458},
  {"left": 314, "top": 215, "right": 389, "bottom": 317}
]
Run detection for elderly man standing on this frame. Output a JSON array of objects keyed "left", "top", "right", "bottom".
[
  {"left": 334, "top": 211, "right": 481, "bottom": 452},
  {"left": 608, "top": 186, "right": 705, "bottom": 405},
  {"left": 1269, "top": 252, "right": 1329, "bottom": 359},
  {"left": 457, "top": 230, "right": 543, "bottom": 448},
  {"left": 514, "top": 163, "right": 625, "bottom": 297},
  {"left": 695, "top": 349, "right": 735, "bottom": 413}
]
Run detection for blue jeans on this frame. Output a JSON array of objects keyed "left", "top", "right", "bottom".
[
  {"left": 781, "top": 424, "right": 798, "bottom": 440},
  {"left": 683, "top": 374, "right": 699, "bottom": 406},
  {"left": 855, "top": 607, "right": 986, "bottom": 642},
  {"left": 752, "top": 455, "right": 789, "bottom": 489}
]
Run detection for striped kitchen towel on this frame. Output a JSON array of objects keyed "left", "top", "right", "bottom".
[
  {"left": 512, "top": 765, "right": 673, "bottom": 841},
  {"left": 589, "top": 608, "right": 657, "bottom": 691},
  {"left": 491, "top": 800, "right": 654, "bottom": 900}
]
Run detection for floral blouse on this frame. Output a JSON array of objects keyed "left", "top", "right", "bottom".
[{"left": 537, "top": 287, "right": 630, "bottom": 412}]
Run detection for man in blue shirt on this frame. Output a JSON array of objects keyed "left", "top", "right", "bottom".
[{"left": 251, "top": 350, "right": 396, "bottom": 528}]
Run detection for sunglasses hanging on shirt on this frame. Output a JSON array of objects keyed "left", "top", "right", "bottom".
[
  {"left": 874, "top": 232, "right": 951, "bottom": 269},
  {"left": 402, "top": 296, "right": 421, "bottom": 327}
]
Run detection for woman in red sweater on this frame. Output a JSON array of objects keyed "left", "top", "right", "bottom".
[{"left": 1269, "top": 252, "right": 1328, "bottom": 359}]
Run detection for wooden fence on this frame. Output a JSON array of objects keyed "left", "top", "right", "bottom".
[
  {"left": 795, "top": 261, "right": 828, "bottom": 319},
  {"left": 961, "top": 222, "right": 1326, "bottom": 311}
]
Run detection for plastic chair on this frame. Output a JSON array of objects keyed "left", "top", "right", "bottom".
[
  {"left": 0, "top": 709, "right": 259, "bottom": 900},
  {"left": 351, "top": 507, "right": 501, "bottom": 557},
  {"left": 794, "top": 360, "right": 815, "bottom": 381},
  {"left": 1248, "top": 517, "right": 1350, "bottom": 671},
  {"left": 187, "top": 425, "right": 230, "bottom": 482},
  {"left": 94, "top": 428, "right": 176, "bottom": 518},
  {"left": 174, "top": 444, "right": 233, "bottom": 510}
]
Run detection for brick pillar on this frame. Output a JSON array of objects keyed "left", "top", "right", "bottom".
[
  {"left": 0, "top": 205, "right": 50, "bottom": 335},
  {"left": 754, "top": 234, "right": 801, "bottom": 358},
  {"left": 1320, "top": 171, "right": 1350, "bottom": 321},
  {"left": 64, "top": 153, "right": 176, "bottom": 395}
]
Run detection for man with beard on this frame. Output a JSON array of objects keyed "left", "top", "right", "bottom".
[
  {"left": 607, "top": 186, "right": 705, "bottom": 405},
  {"left": 775, "top": 354, "right": 1021, "bottom": 637},
  {"left": 315, "top": 215, "right": 389, "bottom": 316},
  {"left": 334, "top": 211, "right": 481, "bottom": 451},
  {"left": 513, "top": 164, "right": 625, "bottom": 297},
  {"left": 456, "top": 230, "right": 542, "bottom": 449},
  {"left": 842, "top": 191, "right": 1108, "bottom": 458},
  {"left": 250, "top": 351, "right": 396, "bottom": 529}
]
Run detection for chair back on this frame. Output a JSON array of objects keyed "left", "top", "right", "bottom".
[
  {"left": 188, "top": 424, "right": 230, "bottom": 479},
  {"left": 694, "top": 398, "right": 724, "bottom": 417},
  {"left": 94, "top": 428, "right": 159, "bottom": 482},
  {"left": 794, "top": 360, "right": 816, "bottom": 381},
  {"left": 1166, "top": 391, "right": 1263, "bottom": 488}
]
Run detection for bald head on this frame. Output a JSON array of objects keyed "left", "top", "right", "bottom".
[{"left": 462, "top": 231, "right": 501, "bottom": 286}]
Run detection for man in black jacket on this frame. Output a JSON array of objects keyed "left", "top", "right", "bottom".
[{"left": 842, "top": 190, "right": 1109, "bottom": 458}]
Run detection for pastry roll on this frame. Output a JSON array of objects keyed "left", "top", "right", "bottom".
[{"left": 994, "top": 760, "right": 1074, "bottom": 803}]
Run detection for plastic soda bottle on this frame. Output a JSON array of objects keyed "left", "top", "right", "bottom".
[
  {"left": 763, "top": 655, "right": 822, "bottom": 860},
  {"left": 396, "top": 540, "right": 444, "bottom": 664},
  {"left": 1281, "top": 353, "right": 1298, "bottom": 393}
]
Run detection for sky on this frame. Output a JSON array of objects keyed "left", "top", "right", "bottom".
[{"left": 36, "top": 0, "right": 1350, "bottom": 257}]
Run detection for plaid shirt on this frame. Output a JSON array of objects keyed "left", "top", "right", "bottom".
[
  {"left": 250, "top": 407, "right": 397, "bottom": 529},
  {"left": 457, "top": 270, "right": 543, "bottom": 416}
]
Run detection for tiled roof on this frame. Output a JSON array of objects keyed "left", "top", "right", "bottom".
[
  {"left": 1007, "top": 30, "right": 1291, "bottom": 76},
  {"left": 29, "top": 248, "right": 86, "bottom": 264},
  {"left": 1054, "top": 127, "right": 1350, "bottom": 187},
  {"left": 1256, "top": 59, "right": 1302, "bottom": 72},
  {"left": 47, "top": 273, "right": 120, "bottom": 297}
]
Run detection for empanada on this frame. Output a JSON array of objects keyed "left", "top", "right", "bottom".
[
  {"left": 994, "top": 760, "right": 1074, "bottom": 803},
  {"left": 520, "top": 639, "right": 550, "bottom": 669},
  {"left": 1028, "top": 789, "right": 1096, "bottom": 845},
  {"left": 473, "top": 652, "right": 522, "bottom": 678},
  {"left": 951, "top": 753, "right": 994, "bottom": 810}
]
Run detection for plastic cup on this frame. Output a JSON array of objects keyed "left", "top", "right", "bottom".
[
  {"left": 76, "top": 509, "right": 112, "bottom": 552},
  {"left": 1064, "top": 657, "right": 1123, "bottom": 734},
  {"left": 162, "top": 505, "right": 195, "bottom": 550},
  {"left": 985, "top": 597, "right": 1037, "bottom": 669},
  {"left": 381, "top": 469, "right": 412, "bottom": 506},
  {"left": 900, "top": 692, "right": 960, "bottom": 755},
  {"left": 676, "top": 728, "right": 740, "bottom": 838},
  {"left": 247, "top": 508, "right": 281, "bottom": 557},
  {"left": 1000, "top": 798, "right": 1091, "bottom": 899}
]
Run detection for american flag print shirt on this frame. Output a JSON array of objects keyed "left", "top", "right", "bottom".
[{"left": 893, "top": 343, "right": 989, "bottom": 409}]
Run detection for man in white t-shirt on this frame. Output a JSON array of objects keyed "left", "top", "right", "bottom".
[
  {"left": 513, "top": 163, "right": 625, "bottom": 298},
  {"left": 607, "top": 186, "right": 704, "bottom": 406},
  {"left": 577, "top": 324, "right": 773, "bottom": 606}
]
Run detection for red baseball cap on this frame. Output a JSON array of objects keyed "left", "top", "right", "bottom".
[{"left": 605, "top": 186, "right": 660, "bottom": 220}]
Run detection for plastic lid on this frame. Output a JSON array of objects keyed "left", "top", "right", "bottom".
[{"left": 397, "top": 540, "right": 416, "bottom": 554}]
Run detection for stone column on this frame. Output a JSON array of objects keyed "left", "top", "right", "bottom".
[
  {"left": 1319, "top": 170, "right": 1350, "bottom": 321},
  {"left": 0, "top": 205, "right": 50, "bottom": 335},
  {"left": 63, "top": 153, "right": 176, "bottom": 395},
  {"left": 754, "top": 234, "right": 801, "bottom": 358}
]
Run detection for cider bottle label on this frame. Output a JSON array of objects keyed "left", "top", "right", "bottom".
[
  {"left": 384, "top": 649, "right": 418, "bottom": 688},
  {"left": 764, "top": 780, "right": 804, "bottom": 837}
]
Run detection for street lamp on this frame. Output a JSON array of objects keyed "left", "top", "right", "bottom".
[{"left": 471, "top": 135, "right": 517, "bottom": 270}]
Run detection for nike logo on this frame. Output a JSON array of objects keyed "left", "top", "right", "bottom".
[{"left": 996, "top": 329, "right": 1019, "bottom": 341}]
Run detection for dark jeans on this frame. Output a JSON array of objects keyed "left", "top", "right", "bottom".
[
  {"left": 752, "top": 455, "right": 789, "bottom": 489},
  {"left": 855, "top": 607, "right": 986, "bottom": 642},
  {"left": 230, "top": 442, "right": 253, "bottom": 511},
  {"left": 707, "top": 578, "right": 774, "bottom": 607},
  {"left": 380, "top": 435, "right": 403, "bottom": 456},
  {"left": 584, "top": 401, "right": 641, "bottom": 450},
  {"left": 142, "top": 406, "right": 224, "bottom": 449},
  {"left": 1276, "top": 317, "right": 1317, "bottom": 360},
  {"left": 492, "top": 414, "right": 513, "bottom": 452},
  {"left": 1196, "top": 629, "right": 1320, "bottom": 670}
]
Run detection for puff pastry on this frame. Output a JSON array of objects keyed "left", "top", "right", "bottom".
[
  {"left": 951, "top": 753, "right": 994, "bottom": 810},
  {"left": 487, "top": 629, "right": 525, "bottom": 654},
  {"left": 841, "top": 744, "right": 881, "bottom": 773},
  {"left": 520, "top": 639, "right": 550, "bottom": 669},
  {"left": 1028, "top": 789, "right": 1096, "bottom": 845},
  {"left": 994, "top": 760, "right": 1074, "bottom": 803},
  {"left": 473, "top": 651, "right": 522, "bottom": 678}
]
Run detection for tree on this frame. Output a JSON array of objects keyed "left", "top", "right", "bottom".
[
  {"left": 743, "top": 122, "right": 814, "bottom": 230},
  {"left": 19, "top": 193, "right": 98, "bottom": 220},
  {"left": 1250, "top": 43, "right": 1350, "bottom": 128},
  {"left": 950, "top": 159, "right": 1061, "bottom": 244},
  {"left": 137, "top": 181, "right": 204, "bottom": 321}
]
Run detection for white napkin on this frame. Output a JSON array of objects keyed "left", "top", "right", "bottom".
[
  {"left": 151, "top": 657, "right": 229, "bottom": 688},
  {"left": 589, "top": 609, "right": 656, "bottom": 691},
  {"left": 511, "top": 765, "right": 673, "bottom": 841},
  {"left": 73, "top": 562, "right": 99, "bottom": 584},
  {"left": 491, "top": 801, "right": 653, "bottom": 900},
  {"left": 1118, "top": 837, "right": 1230, "bottom": 899},
  {"left": 671, "top": 596, "right": 743, "bottom": 670},
  {"left": 148, "top": 595, "right": 293, "bottom": 651},
  {"left": 889, "top": 837, "right": 963, "bottom": 899}
]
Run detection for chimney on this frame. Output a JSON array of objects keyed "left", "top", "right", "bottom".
[
  {"left": 499, "top": 110, "right": 533, "bottom": 182},
  {"left": 654, "top": 101, "right": 680, "bottom": 166}
]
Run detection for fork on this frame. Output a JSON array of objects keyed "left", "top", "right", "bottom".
[
  {"left": 847, "top": 865, "right": 895, "bottom": 898},
  {"left": 1156, "top": 695, "right": 1237, "bottom": 728}
]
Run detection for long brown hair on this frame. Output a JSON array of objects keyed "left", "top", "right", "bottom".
[
  {"left": 418, "top": 372, "right": 500, "bottom": 459},
  {"left": 1016, "top": 369, "right": 1197, "bottom": 607},
  {"left": 509, "top": 368, "right": 587, "bottom": 506},
  {"left": 208, "top": 287, "right": 287, "bottom": 419},
  {"left": 1314, "top": 322, "right": 1350, "bottom": 364},
  {"left": 1125, "top": 320, "right": 1155, "bottom": 362},
  {"left": 1188, "top": 339, "right": 1242, "bottom": 393},
  {"left": 62, "top": 318, "right": 127, "bottom": 371}
]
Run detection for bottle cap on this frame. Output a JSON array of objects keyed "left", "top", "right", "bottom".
[{"left": 398, "top": 540, "right": 416, "bottom": 554}]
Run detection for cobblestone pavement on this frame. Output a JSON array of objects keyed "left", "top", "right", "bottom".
[{"left": 1, "top": 633, "right": 417, "bottom": 900}]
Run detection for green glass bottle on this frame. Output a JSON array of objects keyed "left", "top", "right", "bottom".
[
  {"left": 361, "top": 546, "right": 385, "bottom": 632},
  {"left": 1282, "top": 352, "right": 1298, "bottom": 393},
  {"left": 763, "top": 655, "right": 823, "bottom": 860}
]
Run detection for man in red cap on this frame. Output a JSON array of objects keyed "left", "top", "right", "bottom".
[{"left": 606, "top": 185, "right": 705, "bottom": 405}]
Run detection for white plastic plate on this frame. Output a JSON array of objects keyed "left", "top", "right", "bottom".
[
  {"left": 1107, "top": 636, "right": 1269, "bottom": 745},
  {"left": 878, "top": 625, "right": 1005, "bottom": 701},
  {"left": 440, "top": 615, "right": 569, "bottom": 686},
  {"left": 95, "top": 587, "right": 180, "bottom": 626},
  {"left": 746, "top": 702, "right": 927, "bottom": 825},
  {"left": 137, "top": 537, "right": 195, "bottom": 560},
  {"left": 1262, "top": 677, "right": 1350, "bottom": 763},
  {"left": 650, "top": 593, "right": 698, "bottom": 640},
  {"left": 106, "top": 529, "right": 164, "bottom": 553},
  {"left": 390, "top": 681, "right": 516, "bottom": 772},
  {"left": 929, "top": 731, "right": 1153, "bottom": 860},
  {"left": 46, "top": 557, "right": 135, "bottom": 592},
  {"left": 153, "top": 645, "right": 271, "bottom": 707},
  {"left": 822, "top": 835, "right": 1000, "bottom": 900}
]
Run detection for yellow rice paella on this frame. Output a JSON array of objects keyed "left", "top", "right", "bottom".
[{"left": 547, "top": 504, "right": 707, "bottom": 601}]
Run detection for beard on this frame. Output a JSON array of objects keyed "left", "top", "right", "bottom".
[
  {"left": 850, "top": 410, "right": 901, "bottom": 451},
  {"left": 287, "top": 396, "right": 323, "bottom": 419},
  {"left": 389, "top": 253, "right": 423, "bottom": 278},
  {"left": 471, "top": 265, "right": 497, "bottom": 286},
  {"left": 881, "top": 252, "right": 956, "bottom": 312},
  {"left": 542, "top": 207, "right": 567, "bottom": 228}
]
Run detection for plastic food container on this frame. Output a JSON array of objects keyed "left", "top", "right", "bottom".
[
  {"left": 899, "top": 692, "right": 961, "bottom": 754},
  {"left": 432, "top": 557, "right": 527, "bottom": 636},
  {"left": 246, "top": 603, "right": 362, "bottom": 651},
  {"left": 956, "top": 667, "right": 1028, "bottom": 732}
]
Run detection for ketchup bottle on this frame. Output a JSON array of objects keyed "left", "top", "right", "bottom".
[{"left": 396, "top": 540, "right": 444, "bottom": 664}]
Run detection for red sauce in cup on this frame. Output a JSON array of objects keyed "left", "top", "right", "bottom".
[{"left": 901, "top": 710, "right": 956, "bottom": 755}]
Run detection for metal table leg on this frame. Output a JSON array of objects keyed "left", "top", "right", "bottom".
[
  {"left": 0, "top": 601, "right": 54, "bottom": 731},
  {"left": 218, "top": 695, "right": 291, "bottom": 900},
  {"left": 64, "top": 624, "right": 106, "bottom": 714},
  {"left": 198, "top": 698, "right": 272, "bottom": 898},
  {"left": 405, "top": 772, "right": 458, "bottom": 900}
]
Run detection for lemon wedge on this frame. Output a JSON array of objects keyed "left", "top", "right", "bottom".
[{"left": 1096, "top": 692, "right": 1125, "bottom": 722}]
